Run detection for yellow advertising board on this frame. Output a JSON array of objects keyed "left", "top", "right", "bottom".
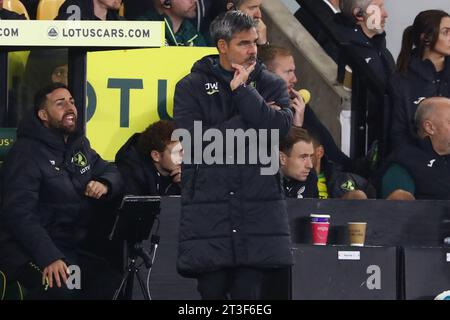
[{"left": 86, "top": 47, "right": 217, "bottom": 160}]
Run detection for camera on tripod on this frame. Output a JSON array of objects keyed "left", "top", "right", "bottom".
[{"left": 109, "top": 195, "right": 161, "bottom": 300}]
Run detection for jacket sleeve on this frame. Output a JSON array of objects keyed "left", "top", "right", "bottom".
[
  {"left": 389, "top": 79, "right": 415, "bottom": 147},
  {"left": 174, "top": 76, "right": 248, "bottom": 132},
  {"left": 116, "top": 159, "right": 148, "bottom": 196},
  {"left": 1, "top": 148, "right": 64, "bottom": 269},
  {"left": 86, "top": 139, "right": 124, "bottom": 201},
  {"left": 232, "top": 75, "right": 293, "bottom": 137}
]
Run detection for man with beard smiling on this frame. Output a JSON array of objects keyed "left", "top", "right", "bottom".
[
  {"left": 0, "top": 83, "right": 123, "bottom": 299},
  {"left": 174, "top": 11, "right": 293, "bottom": 300}
]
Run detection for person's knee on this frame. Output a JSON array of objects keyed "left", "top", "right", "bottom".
[
  {"left": 386, "top": 189, "right": 415, "bottom": 200},
  {"left": 341, "top": 190, "right": 368, "bottom": 200}
]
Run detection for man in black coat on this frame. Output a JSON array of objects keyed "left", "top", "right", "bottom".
[
  {"left": 295, "top": 0, "right": 341, "bottom": 62},
  {"left": 56, "top": 0, "right": 123, "bottom": 20},
  {"left": 382, "top": 97, "right": 450, "bottom": 200},
  {"left": 0, "top": 83, "right": 123, "bottom": 299},
  {"left": 115, "top": 120, "right": 182, "bottom": 196},
  {"left": 335, "top": 0, "right": 395, "bottom": 88},
  {"left": 173, "top": 11, "right": 293, "bottom": 300}
]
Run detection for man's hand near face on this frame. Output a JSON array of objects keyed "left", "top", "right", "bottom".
[
  {"left": 255, "top": 18, "right": 268, "bottom": 45},
  {"left": 170, "top": 166, "right": 182, "bottom": 184},
  {"left": 290, "top": 89, "right": 306, "bottom": 127},
  {"left": 230, "top": 62, "right": 256, "bottom": 91}
]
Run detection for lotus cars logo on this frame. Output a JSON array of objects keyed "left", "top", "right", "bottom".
[{"left": 47, "top": 26, "right": 59, "bottom": 40}]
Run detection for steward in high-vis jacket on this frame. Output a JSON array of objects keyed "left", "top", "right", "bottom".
[
  {"left": 0, "top": 83, "right": 123, "bottom": 299},
  {"left": 174, "top": 11, "right": 293, "bottom": 300}
]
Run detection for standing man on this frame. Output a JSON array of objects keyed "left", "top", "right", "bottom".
[
  {"left": 174, "top": 11, "right": 293, "bottom": 300},
  {"left": 335, "top": 0, "right": 395, "bottom": 87},
  {"left": 227, "top": 0, "right": 268, "bottom": 47},
  {"left": 0, "top": 83, "right": 123, "bottom": 299},
  {"left": 294, "top": 0, "right": 341, "bottom": 62}
]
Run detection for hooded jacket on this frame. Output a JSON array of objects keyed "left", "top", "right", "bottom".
[
  {"left": 56, "top": 0, "right": 123, "bottom": 20},
  {"left": 174, "top": 55, "right": 294, "bottom": 277},
  {"left": 115, "top": 133, "right": 180, "bottom": 196},
  {"left": 389, "top": 56, "right": 450, "bottom": 146},
  {"left": 0, "top": 114, "right": 122, "bottom": 273}
]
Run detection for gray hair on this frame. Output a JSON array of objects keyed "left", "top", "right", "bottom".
[
  {"left": 340, "top": 0, "right": 372, "bottom": 19},
  {"left": 210, "top": 10, "right": 256, "bottom": 47}
]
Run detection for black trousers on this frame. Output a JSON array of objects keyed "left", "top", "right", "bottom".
[
  {"left": 196, "top": 267, "right": 265, "bottom": 300},
  {"left": 14, "top": 251, "right": 122, "bottom": 300}
]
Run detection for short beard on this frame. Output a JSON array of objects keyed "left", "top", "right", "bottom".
[{"left": 48, "top": 119, "right": 77, "bottom": 136}]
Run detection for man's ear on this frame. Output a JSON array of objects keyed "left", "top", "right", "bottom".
[
  {"left": 37, "top": 109, "right": 48, "bottom": 122},
  {"left": 226, "top": 2, "right": 235, "bottom": 11},
  {"left": 316, "top": 145, "right": 325, "bottom": 160},
  {"left": 353, "top": 7, "right": 365, "bottom": 22},
  {"left": 150, "top": 150, "right": 161, "bottom": 163},
  {"left": 280, "top": 151, "right": 287, "bottom": 166},
  {"left": 422, "top": 120, "right": 434, "bottom": 136},
  {"left": 217, "top": 39, "right": 227, "bottom": 54}
]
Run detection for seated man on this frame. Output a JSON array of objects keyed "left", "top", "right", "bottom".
[
  {"left": 0, "top": 0, "right": 27, "bottom": 19},
  {"left": 259, "top": 44, "right": 353, "bottom": 171},
  {"left": 227, "top": 0, "right": 268, "bottom": 46},
  {"left": 0, "top": 83, "right": 123, "bottom": 299},
  {"left": 56, "top": 0, "right": 123, "bottom": 20},
  {"left": 280, "top": 127, "right": 318, "bottom": 199},
  {"left": 382, "top": 97, "right": 450, "bottom": 200},
  {"left": 310, "top": 131, "right": 370, "bottom": 199},
  {"left": 115, "top": 120, "right": 182, "bottom": 196},
  {"left": 138, "top": 0, "right": 208, "bottom": 46}
]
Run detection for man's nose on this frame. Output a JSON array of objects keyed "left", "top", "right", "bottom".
[
  {"left": 306, "top": 157, "right": 313, "bottom": 169},
  {"left": 254, "top": 8, "right": 262, "bottom": 19},
  {"left": 65, "top": 101, "right": 76, "bottom": 112}
]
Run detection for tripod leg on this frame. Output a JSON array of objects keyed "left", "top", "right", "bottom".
[
  {"left": 113, "top": 270, "right": 130, "bottom": 300},
  {"left": 135, "top": 270, "right": 151, "bottom": 300}
]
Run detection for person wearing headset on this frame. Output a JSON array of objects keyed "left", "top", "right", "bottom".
[
  {"left": 334, "top": 0, "right": 395, "bottom": 88},
  {"left": 138, "top": 0, "right": 209, "bottom": 46},
  {"left": 389, "top": 10, "right": 450, "bottom": 147}
]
